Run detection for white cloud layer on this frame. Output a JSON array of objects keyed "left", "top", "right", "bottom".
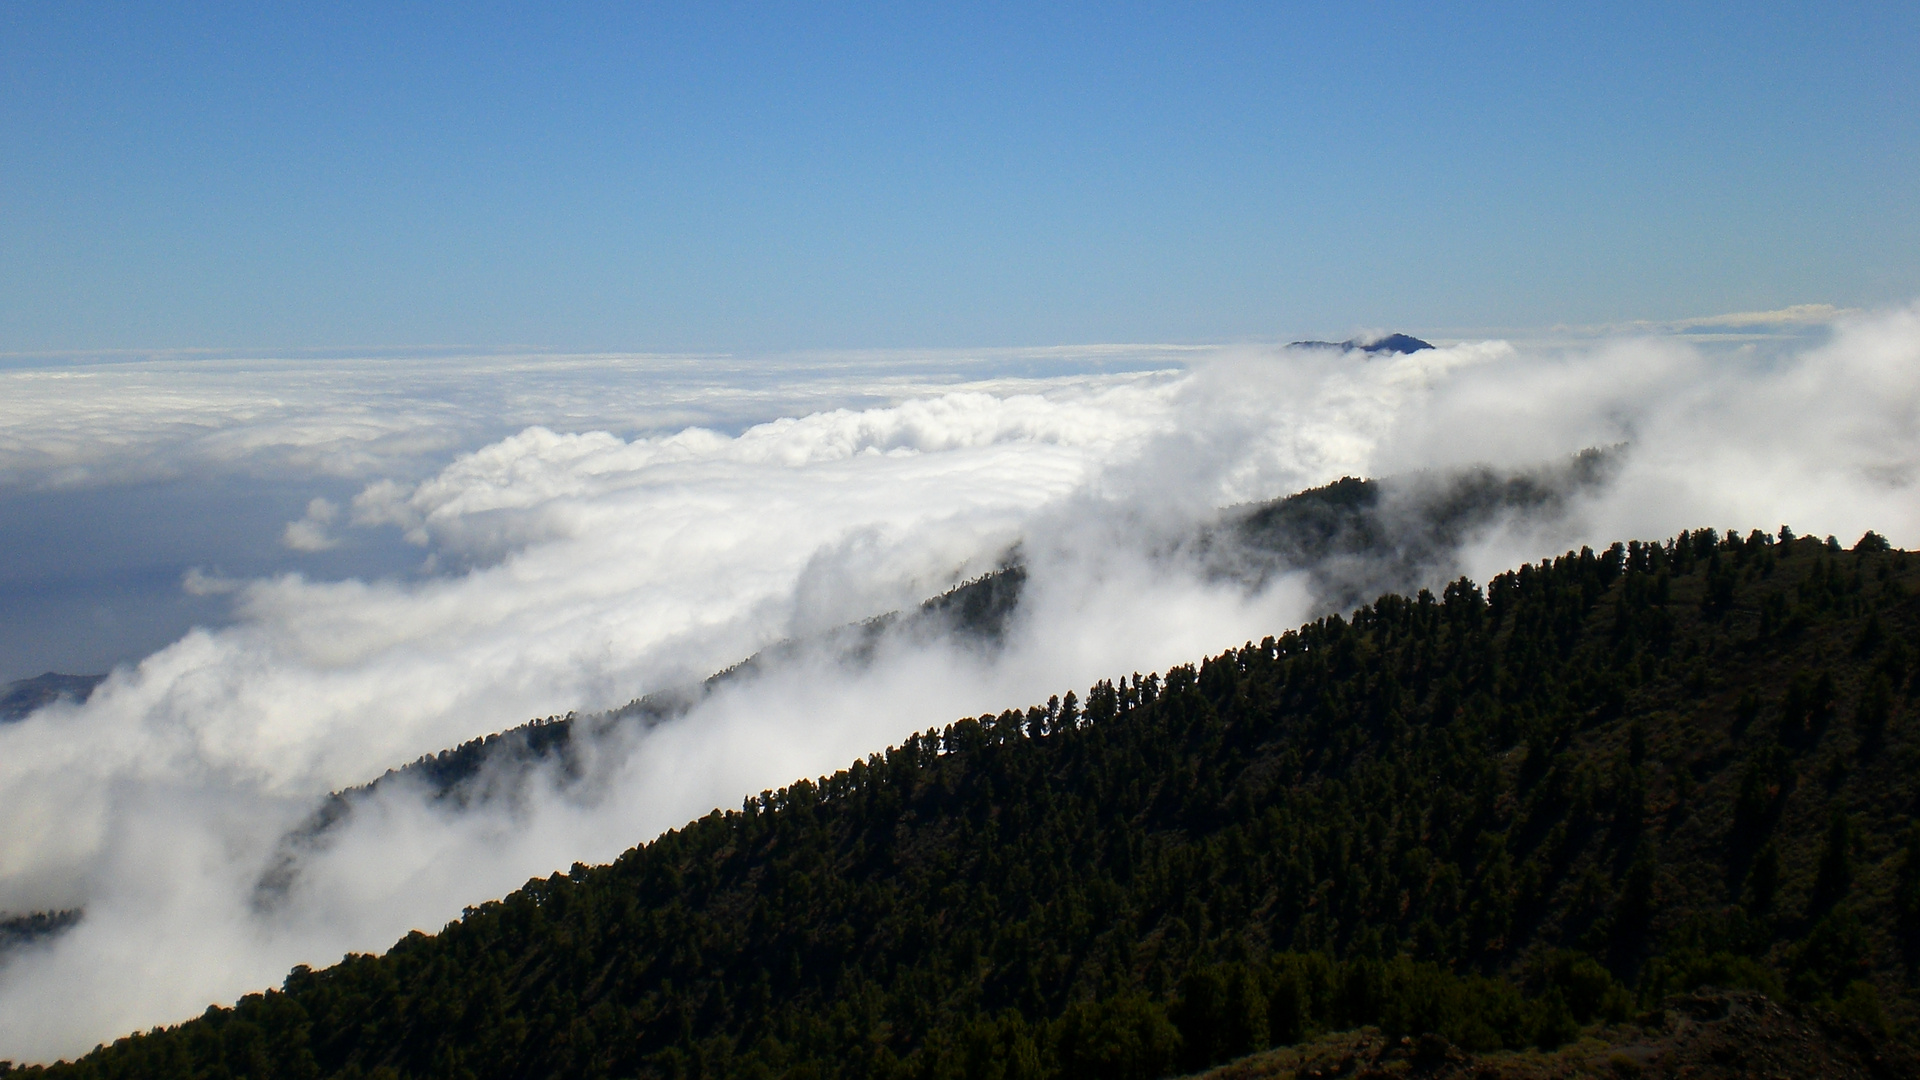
[
  {"left": 1, "top": 307, "right": 1918, "bottom": 1061},
  {"left": 0, "top": 347, "right": 1198, "bottom": 491}
]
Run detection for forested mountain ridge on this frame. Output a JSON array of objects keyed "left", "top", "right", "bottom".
[
  {"left": 247, "top": 566, "right": 1032, "bottom": 909},
  {"left": 14, "top": 528, "right": 1920, "bottom": 1079},
  {"left": 274, "top": 461, "right": 1606, "bottom": 833}
]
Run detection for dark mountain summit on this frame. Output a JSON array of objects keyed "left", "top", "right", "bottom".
[
  {"left": 0, "top": 672, "right": 104, "bottom": 722},
  {"left": 1287, "top": 333, "right": 1435, "bottom": 355},
  {"left": 19, "top": 525, "right": 1919, "bottom": 1079}
]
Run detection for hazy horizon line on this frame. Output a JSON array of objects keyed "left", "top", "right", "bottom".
[{"left": 0, "top": 302, "right": 1869, "bottom": 369}]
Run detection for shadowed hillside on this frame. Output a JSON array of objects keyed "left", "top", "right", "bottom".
[
  {"left": 0, "top": 673, "right": 103, "bottom": 723},
  {"left": 14, "top": 527, "right": 1920, "bottom": 1079}
]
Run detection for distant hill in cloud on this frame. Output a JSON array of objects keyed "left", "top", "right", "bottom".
[
  {"left": 0, "top": 673, "right": 104, "bottom": 723},
  {"left": 1286, "top": 332, "right": 1434, "bottom": 354}
]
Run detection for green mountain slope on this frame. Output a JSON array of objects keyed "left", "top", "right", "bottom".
[{"left": 16, "top": 528, "right": 1920, "bottom": 1079}]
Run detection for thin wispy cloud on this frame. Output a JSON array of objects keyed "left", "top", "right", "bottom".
[{"left": 1432, "top": 303, "right": 1866, "bottom": 348}]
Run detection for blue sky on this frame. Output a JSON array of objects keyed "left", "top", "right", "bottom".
[{"left": 3, "top": 2, "right": 1916, "bottom": 350}]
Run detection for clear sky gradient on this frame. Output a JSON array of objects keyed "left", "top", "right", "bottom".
[{"left": 3, "top": 2, "right": 1916, "bottom": 350}]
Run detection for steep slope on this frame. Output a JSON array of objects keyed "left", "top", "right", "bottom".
[{"left": 15, "top": 529, "right": 1920, "bottom": 1079}]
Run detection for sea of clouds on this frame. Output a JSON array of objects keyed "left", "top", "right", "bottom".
[{"left": 1, "top": 307, "right": 1917, "bottom": 1061}]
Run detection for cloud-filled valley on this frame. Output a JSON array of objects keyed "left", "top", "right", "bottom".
[{"left": 2, "top": 310, "right": 1918, "bottom": 1062}]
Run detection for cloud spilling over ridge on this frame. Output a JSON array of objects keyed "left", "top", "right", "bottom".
[{"left": 1, "top": 306, "right": 1918, "bottom": 1061}]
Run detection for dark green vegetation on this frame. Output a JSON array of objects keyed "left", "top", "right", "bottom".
[
  {"left": 0, "top": 911, "right": 81, "bottom": 954},
  {"left": 16, "top": 528, "right": 1920, "bottom": 1079}
]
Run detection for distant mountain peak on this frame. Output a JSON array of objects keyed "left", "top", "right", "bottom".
[
  {"left": 0, "top": 671, "right": 105, "bottom": 723},
  {"left": 1288, "top": 332, "right": 1434, "bottom": 355}
]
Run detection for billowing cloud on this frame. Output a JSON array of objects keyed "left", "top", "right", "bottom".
[
  {"left": 0, "top": 347, "right": 1199, "bottom": 492},
  {"left": 0, "top": 307, "right": 1917, "bottom": 1061},
  {"left": 0, "top": 345, "right": 1191, "bottom": 682},
  {"left": 281, "top": 498, "right": 341, "bottom": 552}
]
